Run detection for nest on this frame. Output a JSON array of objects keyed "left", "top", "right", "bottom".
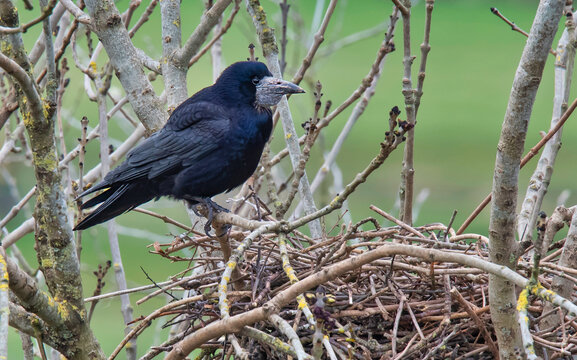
[{"left": 117, "top": 212, "right": 577, "bottom": 360}]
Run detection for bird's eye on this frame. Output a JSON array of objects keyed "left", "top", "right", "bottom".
[{"left": 252, "top": 77, "right": 260, "bottom": 85}]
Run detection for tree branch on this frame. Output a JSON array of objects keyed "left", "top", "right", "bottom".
[
  {"left": 0, "top": 2, "right": 106, "bottom": 357},
  {"left": 246, "top": 0, "right": 322, "bottom": 239},
  {"left": 0, "top": 0, "right": 65, "bottom": 34},
  {"left": 0, "top": 249, "right": 8, "bottom": 359},
  {"left": 189, "top": 0, "right": 241, "bottom": 68},
  {"left": 488, "top": 1, "right": 564, "bottom": 357},
  {"left": 2, "top": 248, "right": 66, "bottom": 329},
  {"left": 301, "top": 13, "right": 398, "bottom": 210},
  {"left": 84, "top": 0, "right": 166, "bottom": 134},
  {"left": 58, "top": 0, "right": 91, "bottom": 25},
  {"left": 160, "top": 0, "right": 186, "bottom": 109},
  {"left": 518, "top": 26, "right": 575, "bottom": 243},
  {"left": 398, "top": 0, "right": 416, "bottom": 225},
  {"left": 175, "top": 0, "right": 232, "bottom": 67}
]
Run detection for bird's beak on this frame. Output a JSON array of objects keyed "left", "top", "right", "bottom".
[
  {"left": 255, "top": 77, "right": 305, "bottom": 107},
  {"left": 258, "top": 76, "right": 305, "bottom": 95}
]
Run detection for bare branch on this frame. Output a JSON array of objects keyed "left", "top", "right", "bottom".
[
  {"left": 175, "top": 0, "right": 232, "bottom": 67},
  {"left": 450, "top": 287, "right": 499, "bottom": 359},
  {"left": 1, "top": 218, "right": 34, "bottom": 248},
  {"left": 518, "top": 26, "right": 575, "bottom": 242},
  {"left": 160, "top": 0, "right": 185, "bottom": 108},
  {"left": 369, "top": 205, "right": 425, "bottom": 239},
  {"left": 488, "top": 0, "right": 564, "bottom": 357},
  {"left": 540, "top": 207, "right": 577, "bottom": 329},
  {"left": 391, "top": 0, "right": 409, "bottom": 16},
  {"left": 93, "top": 69, "right": 137, "bottom": 359},
  {"left": 2, "top": 249, "right": 66, "bottom": 329},
  {"left": 59, "top": 0, "right": 91, "bottom": 25},
  {"left": 0, "top": 187, "right": 34, "bottom": 230},
  {"left": 457, "top": 93, "right": 577, "bottom": 235},
  {"left": 414, "top": 0, "right": 434, "bottom": 115},
  {"left": 302, "top": 14, "right": 398, "bottom": 208},
  {"left": 491, "top": 7, "right": 556, "bottom": 56},
  {"left": 0, "top": 0, "right": 65, "bottom": 34},
  {"left": 291, "top": 0, "right": 338, "bottom": 85},
  {"left": 0, "top": 249, "right": 8, "bottom": 359},
  {"left": 239, "top": 326, "right": 299, "bottom": 358},
  {"left": 7, "top": 302, "right": 60, "bottom": 353},
  {"left": 317, "top": 22, "right": 388, "bottom": 58},
  {"left": 109, "top": 295, "right": 204, "bottom": 360},
  {"left": 84, "top": 0, "right": 166, "bottom": 133},
  {"left": 189, "top": 0, "right": 241, "bottom": 68},
  {"left": 0, "top": 53, "right": 43, "bottom": 118},
  {"left": 246, "top": 0, "right": 322, "bottom": 238},
  {"left": 1, "top": 0, "right": 88, "bottom": 317},
  {"left": 398, "top": 0, "right": 416, "bottom": 225},
  {"left": 127, "top": 0, "right": 159, "bottom": 38},
  {"left": 0, "top": 122, "right": 25, "bottom": 166},
  {"left": 268, "top": 314, "right": 311, "bottom": 360}
]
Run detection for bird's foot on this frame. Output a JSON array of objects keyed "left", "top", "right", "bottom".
[{"left": 188, "top": 197, "right": 230, "bottom": 236}]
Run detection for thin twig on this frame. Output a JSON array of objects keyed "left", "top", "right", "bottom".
[
  {"left": 450, "top": 287, "right": 499, "bottom": 358},
  {"left": 490, "top": 7, "right": 556, "bottom": 56},
  {"left": 189, "top": 0, "right": 241, "bottom": 68},
  {"left": 457, "top": 94, "right": 577, "bottom": 234},
  {"left": 398, "top": 0, "right": 416, "bottom": 225},
  {"left": 297, "top": 11, "right": 398, "bottom": 215},
  {"left": 246, "top": 0, "right": 322, "bottom": 239},
  {"left": 518, "top": 25, "right": 575, "bottom": 243},
  {"left": 0, "top": 0, "right": 65, "bottom": 34}
]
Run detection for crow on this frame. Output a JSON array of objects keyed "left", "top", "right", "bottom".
[{"left": 74, "top": 61, "right": 304, "bottom": 231}]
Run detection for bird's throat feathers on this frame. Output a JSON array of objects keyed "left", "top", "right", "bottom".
[{"left": 254, "top": 103, "right": 273, "bottom": 115}]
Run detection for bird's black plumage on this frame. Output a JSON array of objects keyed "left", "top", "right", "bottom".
[{"left": 74, "top": 61, "right": 304, "bottom": 230}]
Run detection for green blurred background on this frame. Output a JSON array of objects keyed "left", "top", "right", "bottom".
[{"left": 3, "top": 0, "right": 576, "bottom": 356}]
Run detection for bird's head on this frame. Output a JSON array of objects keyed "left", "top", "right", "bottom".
[
  {"left": 255, "top": 75, "right": 305, "bottom": 107},
  {"left": 216, "top": 61, "right": 304, "bottom": 107}
]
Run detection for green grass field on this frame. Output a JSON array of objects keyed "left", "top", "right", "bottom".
[{"left": 5, "top": 0, "right": 577, "bottom": 357}]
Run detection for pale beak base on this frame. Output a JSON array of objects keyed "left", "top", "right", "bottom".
[{"left": 256, "top": 77, "right": 305, "bottom": 107}]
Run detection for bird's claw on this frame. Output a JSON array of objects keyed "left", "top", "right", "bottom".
[
  {"left": 188, "top": 197, "right": 230, "bottom": 237},
  {"left": 214, "top": 223, "right": 232, "bottom": 238}
]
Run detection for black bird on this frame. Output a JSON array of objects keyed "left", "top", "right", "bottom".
[{"left": 74, "top": 61, "right": 304, "bottom": 231}]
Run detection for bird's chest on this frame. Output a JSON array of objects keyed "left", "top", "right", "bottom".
[{"left": 225, "top": 113, "right": 272, "bottom": 178}]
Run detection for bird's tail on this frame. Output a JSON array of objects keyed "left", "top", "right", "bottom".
[{"left": 73, "top": 183, "right": 154, "bottom": 230}]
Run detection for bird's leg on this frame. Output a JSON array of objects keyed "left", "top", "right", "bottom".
[{"left": 187, "top": 196, "right": 230, "bottom": 236}]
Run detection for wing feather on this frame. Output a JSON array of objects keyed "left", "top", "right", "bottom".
[{"left": 96, "top": 101, "right": 230, "bottom": 187}]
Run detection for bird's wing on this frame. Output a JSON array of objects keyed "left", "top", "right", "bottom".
[{"left": 104, "top": 101, "right": 230, "bottom": 185}]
